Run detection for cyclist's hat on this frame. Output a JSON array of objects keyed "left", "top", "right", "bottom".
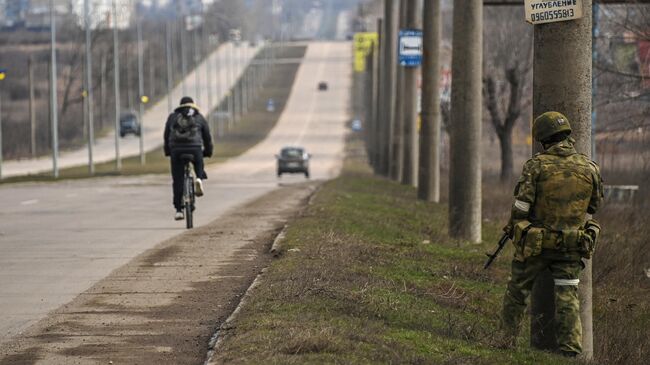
[{"left": 180, "top": 96, "right": 194, "bottom": 105}]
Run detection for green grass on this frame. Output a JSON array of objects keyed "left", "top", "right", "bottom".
[
  {"left": 1, "top": 45, "right": 307, "bottom": 185},
  {"left": 211, "top": 140, "right": 574, "bottom": 365}
]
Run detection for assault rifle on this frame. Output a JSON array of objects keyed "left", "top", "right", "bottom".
[{"left": 484, "top": 232, "right": 510, "bottom": 269}]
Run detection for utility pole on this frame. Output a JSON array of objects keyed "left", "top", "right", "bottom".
[
  {"left": 50, "top": 0, "right": 59, "bottom": 178},
  {"left": 194, "top": 28, "right": 201, "bottom": 102},
  {"left": 226, "top": 43, "right": 233, "bottom": 129},
  {"left": 112, "top": 0, "right": 121, "bottom": 171},
  {"left": 418, "top": 0, "right": 442, "bottom": 202},
  {"left": 390, "top": 1, "right": 407, "bottom": 181},
  {"left": 238, "top": 45, "right": 244, "bottom": 118},
  {"left": 372, "top": 18, "right": 384, "bottom": 172},
  {"left": 28, "top": 56, "right": 36, "bottom": 158},
  {"left": 400, "top": 0, "right": 421, "bottom": 186},
  {"left": 448, "top": 0, "right": 482, "bottom": 243},
  {"left": 180, "top": 19, "right": 188, "bottom": 96},
  {"left": 205, "top": 27, "right": 213, "bottom": 126},
  {"left": 0, "top": 90, "right": 3, "bottom": 179},
  {"left": 380, "top": 0, "right": 398, "bottom": 177},
  {"left": 100, "top": 54, "right": 106, "bottom": 131},
  {"left": 231, "top": 44, "right": 238, "bottom": 125},
  {"left": 215, "top": 38, "right": 222, "bottom": 135},
  {"left": 166, "top": 21, "right": 173, "bottom": 113},
  {"left": 530, "top": 2, "right": 594, "bottom": 358},
  {"left": 85, "top": 0, "right": 95, "bottom": 174},
  {"left": 241, "top": 45, "right": 248, "bottom": 114},
  {"left": 136, "top": 0, "right": 145, "bottom": 165}
]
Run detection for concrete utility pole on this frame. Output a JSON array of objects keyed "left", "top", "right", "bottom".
[
  {"left": 112, "top": 0, "right": 121, "bottom": 171},
  {"left": 226, "top": 44, "right": 233, "bottom": 129},
  {"left": 231, "top": 44, "right": 239, "bottom": 125},
  {"left": 136, "top": 0, "right": 145, "bottom": 165},
  {"left": 380, "top": 0, "right": 398, "bottom": 176},
  {"left": 390, "top": 1, "right": 408, "bottom": 181},
  {"left": 400, "top": 0, "right": 421, "bottom": 186},
  {"left": 241, "top": 46, "right": 248, "bottom": 114},
  {"left": 100, "top": 55, "right": 106, "bottom": 130},
  {"left": 449, "top": 0, "right": 482, "bottom": 243},
  {"left": 372, "top": 18, "right": 384, "bottom": 171},
  {"left": 530, "top": 2, "right": 594, "bottom": 358},
  {"left": 0, "top": 91, "right": 3, "bottom": 179},
  {"left": 28, "top": 56, "right": 36, "bottom": 158},
  {"left": 238, "top": 45, "right": 244, "bottom": 118},
  {"left": 194, "top": 29, "right": 201, "bottom": 102},
  {"left": 84, "top": 0, "right": 95, "bottom": 174},
  {"left": 180, "top": 19, "right": 188, "bottom": 97},
  {"left": 166, "top": 21, "right": 173, "bottom": 113},
  {"left": 50, "top": 0, "right": 59, "bottom": 178},
  {"left": 418, "top": 0, "right": 442, "bottom": 202},
  {"left": 205, "top": 28, "right": 213, "bottom": 128},
  {"left": 215, "top": 41, "right": 223, "bottom": 138}
]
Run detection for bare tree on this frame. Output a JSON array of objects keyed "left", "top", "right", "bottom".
[{"left": 482, "top": 6, "right": 532, "bottom": 182}]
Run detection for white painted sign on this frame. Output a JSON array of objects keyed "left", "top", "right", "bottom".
[{"left": 524, "top": 0, "right": 583, "bottom": 25}]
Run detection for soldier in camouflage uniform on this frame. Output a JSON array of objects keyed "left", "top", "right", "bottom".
[{"left": 500, "top": 111, "right": 604, "bottom": 357}]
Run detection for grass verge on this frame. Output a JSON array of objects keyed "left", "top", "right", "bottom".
[
  {"left": 1, "top": 45, "right": 307, "bottom": 185},
  {"left": 210, "top": 139, "right": 573, "bottom": 365}
]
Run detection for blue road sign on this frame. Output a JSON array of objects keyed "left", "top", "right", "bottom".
[{"left": 398, "top": 29, "right": 423, "bottom": 67}]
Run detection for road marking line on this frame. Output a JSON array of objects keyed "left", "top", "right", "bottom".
[
  {"left": 20, "top": 199, "right": 39, "bottom": 205},
  {"left": 295, "top": 43, "right": 331, "bottom": 145}
]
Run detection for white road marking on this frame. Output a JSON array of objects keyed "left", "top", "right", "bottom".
[{"left": 20, "top": 199, "right": 39, "bottom": 206}]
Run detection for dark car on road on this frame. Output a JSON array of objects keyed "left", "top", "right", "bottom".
[
  {"left": 318, "top": 81, "right": 328, "bottom": 91},
  {"left": 119, "top": 111, "right": 141, "bottom": 137},
  {"left": 276, "top": 146, "right": 311, "bottom": 178}
]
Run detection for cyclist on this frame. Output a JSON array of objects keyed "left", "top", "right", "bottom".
[{"left": 164, "top": 97, "right": 213, "bottom": 220}]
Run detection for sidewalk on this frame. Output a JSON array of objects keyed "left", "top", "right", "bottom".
[{"left": 3, "top": 42, "right": 261, "bottom": 178}]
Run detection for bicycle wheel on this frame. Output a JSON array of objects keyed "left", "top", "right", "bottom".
[{"left": 185, "top": 174, "right": 194, "bottom": 229}]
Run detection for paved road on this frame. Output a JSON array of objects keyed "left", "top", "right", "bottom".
[
  {"left": 0, "top": 41, "right": 351, "bottom": 345},
  {"left": 3, "top": 42, "right": 261, "bottom": 178}
]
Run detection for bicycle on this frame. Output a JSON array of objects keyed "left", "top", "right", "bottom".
[{"left": 180, "top": 154, "right": 196, "bottom": 229}]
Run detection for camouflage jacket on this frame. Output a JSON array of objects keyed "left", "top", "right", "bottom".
[{"left": 508, "top": 139, "right": 604, "bottom": 232}]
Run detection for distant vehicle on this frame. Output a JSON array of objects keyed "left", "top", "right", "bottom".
[
  {"left": 229, "top": 29, "right": 242, "bottom": 46},
  {"left": 318, "top": 82, "right": 328, "bottom": 91},
  {"left": 119, "top": 111, "right": 141, "bottom": 137},
  {"left": 276, "top": 146, "right": 311, "bottom": 178},
  {"left": 351, "top": 119, "right": 362, "bottom": 132}
]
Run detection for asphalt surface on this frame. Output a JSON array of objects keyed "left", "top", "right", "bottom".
[
  {"left": 3, "top": 42, "right": 260, "bottom": 178},
  {"left": 0, "top": 41, "right": 351, "bottom": 346}
]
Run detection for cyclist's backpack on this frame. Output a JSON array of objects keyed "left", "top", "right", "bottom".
[{"left": 171, "top": 112, "right": 198, "bottom": 143}]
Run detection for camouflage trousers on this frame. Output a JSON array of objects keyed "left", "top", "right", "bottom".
[{"left": 500, "top": 255, "right": 584, "bottom": 354}]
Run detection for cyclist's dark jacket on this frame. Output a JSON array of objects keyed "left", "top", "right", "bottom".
[{"left": 163, "top": 103, "right": 213, "bottom": 157}]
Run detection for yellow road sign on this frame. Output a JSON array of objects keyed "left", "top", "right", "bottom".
[
  {"left": 0, "top": 70, "right": 6, "bottom": 81},
  {"left": 140, "top": 95, "right": 149, "bottom": 104},
  {"left": 354, "top": 32, "right": 378, "bottom": 73}
]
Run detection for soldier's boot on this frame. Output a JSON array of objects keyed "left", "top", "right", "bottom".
[{"left": 554, "top": 283, "right": 582, "bottom": 355}]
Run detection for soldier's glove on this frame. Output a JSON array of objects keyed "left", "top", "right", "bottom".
[
  {"left": 579, "top": 219, "right": 601, "bottom": 259},
  {"left": 502, "top": 224, "right": 514, "bottom": 239},
  {"left": 584, "top": 219, "right": 601, "bottom": 244}
]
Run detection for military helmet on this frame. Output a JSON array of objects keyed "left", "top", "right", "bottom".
[{"left": 532, "top": 111, "right": 572, "bottom": 142}]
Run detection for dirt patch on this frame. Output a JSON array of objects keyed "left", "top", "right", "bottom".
[{"left": 0, "top": 182, "right": 318, "bottom": 364}]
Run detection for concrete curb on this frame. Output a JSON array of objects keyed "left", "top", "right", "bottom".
[
  {"left": 203, "top": 224, "right": 290, "bottom": 365},
  {"left": 203, "top": 184, "right": 318, "bottom": 365},
  {"left": 270, "top": 225, "right": 288, "bottom": 257}
]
